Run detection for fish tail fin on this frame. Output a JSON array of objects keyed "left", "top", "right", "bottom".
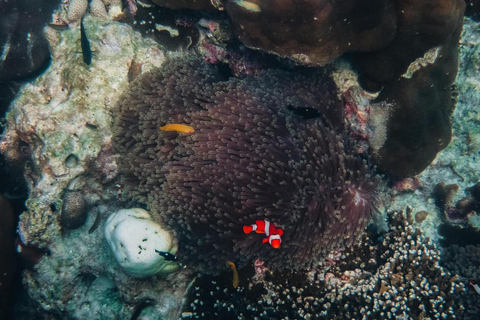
[{"left": 243, "top": 225, "right": 253, "bottom": 234}]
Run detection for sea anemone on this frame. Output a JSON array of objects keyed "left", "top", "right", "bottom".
[{"left": 113, "top": 58, "right": 378, "bottom": 273}]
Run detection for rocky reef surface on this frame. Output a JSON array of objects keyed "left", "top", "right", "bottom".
[
  {"left": 0, "top": 2, "right": 479, "bottom": 319},
  {"left": 1, "top": 14, "right": 192, "bottom": 319}
]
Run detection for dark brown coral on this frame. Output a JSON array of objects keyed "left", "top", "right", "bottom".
[
  {"left": 354, "top": 0, "right": 465, "bottom": 177},
  {"left": 113, "top": 58, "right": 378, "bottom": 273},
  {"left": 224, "top": 0, "right": 397, "bottom": 66}
]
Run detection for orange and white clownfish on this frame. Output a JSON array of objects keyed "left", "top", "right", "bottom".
[{"left": 243, "top": 220, "right": 283, "bottom": 249}]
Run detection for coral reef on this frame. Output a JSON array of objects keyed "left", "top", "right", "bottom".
[
  {"left": 132, "top": 4, "right": 200, "bottom": 52},
  {"left": 1, "top": 14, "right": 195, "bottom": 319},
  {"left": 382, "top": 17, "right": 480, "bottom": 239},
  {"left": 441, "top": 244, "right": 480, "bottom": 320},
  {"left": 433, "top": 181, "right": 480, "bottom": 232},
  {"left": 183, "top": 211, "right": 465, "bottom": 319},
  {"left": 354, "top": 0, "right": 465, "bottom": 177},
  {"left": 61, "top": 190, "right": 88, "bottom": 230},
  {"left": 113, "top": 58, "right": 379, "bottom": 273},
  {"left": 65, "top": 0, "right": 123, "bottom": 21},
  {"left": 224, "top": 0, "right": 396, "bottom": 66},
  {"left": 0, "top": 1, "right": 477, "bottom": 318}
]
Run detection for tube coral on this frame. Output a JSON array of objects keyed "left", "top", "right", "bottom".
[{"left": 113, "top": 58, "right": 378, "bottom": 273}]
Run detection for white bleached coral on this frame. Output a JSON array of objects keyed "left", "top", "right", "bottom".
[{"left": 105, "top": 208, "right": 179, "bottom": 278}]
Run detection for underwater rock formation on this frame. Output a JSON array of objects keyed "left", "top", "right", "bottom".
[
  {"left": 224, "top": 0, "right": 397, "bottom": 66},
  {"left": 1, "top": 15, "right": 194, "bottom": 319},
  {"left": 149, "top": 0, "right": 465, "bottom": 178},
  {"left": 113, "top": 58, "right": 379, "bottom": 273}
]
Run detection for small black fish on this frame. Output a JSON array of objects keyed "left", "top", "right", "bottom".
[
  {"left": 80, "top": 17, "right": 92, "bottom": 65},
  {"left": 155, "top": 249, "right": 177, "bottom": 261}
]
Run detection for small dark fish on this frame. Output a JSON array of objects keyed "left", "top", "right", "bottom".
[
  {"left": 48, "top": 20, "right": 69, "bottom": 30},
  {"left": 155, "top": 249, "right": 177, "bottom": 261},
  {"left": 128, "top": 59, "right": 142, "bottom": 82},
  {"left": 80, "top": 17, "right": 92, "bottom": 65},
  {"left": 88, "top": 210, "right": 101, "bottom": 234}
]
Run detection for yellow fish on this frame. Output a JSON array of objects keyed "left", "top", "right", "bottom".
[
  {"left": 226, "top": 261, "right": 239, "bottom": 289},
  {"left": 231, "top": 0, "right": 261, "bottom": 13},
  {"left": 159, "top": 124, "right": 194, "bottom": 134}
]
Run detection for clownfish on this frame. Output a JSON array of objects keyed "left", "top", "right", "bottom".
[
  {"left": 243, "top": 220, "right": 283, "bottom": 249},
  {"left": 159, "top": 124, "right": 195, "bottom": 134}
]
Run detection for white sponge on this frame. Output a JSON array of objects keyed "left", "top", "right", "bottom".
[{"left": 104, "top": 208, "right": 178, "bottom": 278}]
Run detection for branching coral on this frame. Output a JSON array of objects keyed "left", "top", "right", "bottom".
[
  {"left": 113, "top": 58, "right": 378, "bottom": 273},
  {"left": 184, "top": 211, "right": 466, "bottom": 319}
]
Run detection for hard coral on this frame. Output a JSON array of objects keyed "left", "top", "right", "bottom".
[
  {"left": 113, "top": 58, "right": 379, "bottom": 273},
  {"left": 185, "top": 211, "right": 465, "bottom": 319},
  {"left": 60, "top": 190, "right": 88, "bottom": 230},
  {"left": 224, "top": 0, "right": 397, "bottom": 66},
  {"left": 354, "top": 0, "right": 466, "bottom": 177}
]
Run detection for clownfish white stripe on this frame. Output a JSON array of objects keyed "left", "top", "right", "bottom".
[
  {"left": 264, "top": 220, "right": 271, "bottom": 236},
  {"left": 269, "top": 234, "right": 281, "bottom": 244}
]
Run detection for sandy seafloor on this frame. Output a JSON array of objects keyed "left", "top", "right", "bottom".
[{"left": 1, "top": 7, "right": 480, "bottom": 320}]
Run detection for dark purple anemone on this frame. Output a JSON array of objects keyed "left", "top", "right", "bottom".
[{"left": 113, "top": 58, "right": 378, "bottom": 273}]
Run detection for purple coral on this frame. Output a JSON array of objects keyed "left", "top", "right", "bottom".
[{"left": 113, "top": 58, "right": 378, "bottom": 273}]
